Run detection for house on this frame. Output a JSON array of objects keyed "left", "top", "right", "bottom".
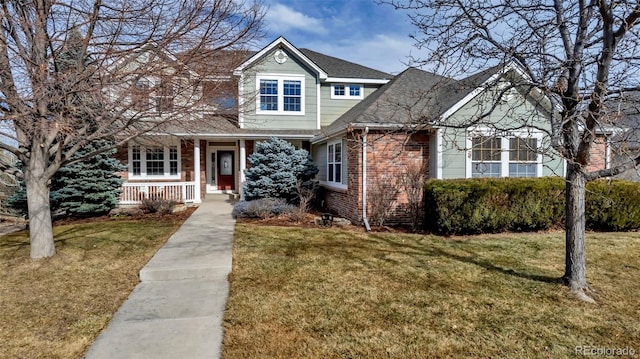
[
  {"left": 593, "top": 90, "right": 640, "bottom": 180},
  {"left": 311, "top": 61, "right": 565, "bottom": 225},
  {"left": 113, "top": 37, "right": 392, "bottom": 205},
  {"left": 113, "top": 37, "right": 570, "bottom": 227}
]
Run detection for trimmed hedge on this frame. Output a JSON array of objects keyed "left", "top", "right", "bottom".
[{"left": 424, "top": 177, "right": 640, "bottom": 235}]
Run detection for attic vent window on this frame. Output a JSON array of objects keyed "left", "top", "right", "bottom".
[{"left": 274, "top": 50, "right": 288, "bottom": 64}]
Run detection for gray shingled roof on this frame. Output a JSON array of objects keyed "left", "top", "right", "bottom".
[
  {"left": 299, "top": 48, "right": 392, "bottom": 80},
  {"left": 319, "top": 64, "right": 505, "bottom": 137},
  {"left": 159, "top": 114, "right": 319, "bottom": 137}
]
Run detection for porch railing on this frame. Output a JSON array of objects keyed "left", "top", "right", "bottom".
[{"left": 119, "top": 182, "right": 197, "bottom": 204}]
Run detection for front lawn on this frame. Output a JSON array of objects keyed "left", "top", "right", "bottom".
[
  {"left": 223, "top": 225, "right": 640, "bottom": 358},
  {"left": 0, "top": 214, "right": 190, "bottom": 359}
]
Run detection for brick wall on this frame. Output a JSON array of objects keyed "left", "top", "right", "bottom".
[
  {"left": 323, "top": 130, "right": 430, "bottom": 227},
  {"left": 586, "top": 135, "right": 608, "bottom": 172}
]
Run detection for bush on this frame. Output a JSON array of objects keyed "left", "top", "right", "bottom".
[
  {"left": 232, "top": 198, "right": 296, "bottom": 219},
  {"left": 586, "top": 180, "right": 640, "bottom": 231},
  {"left": 139, "top": 198, "right": 176, "bottom": 215},
  {"left": 243, "top": 137, "right": 318, "bottom": 203},
  {"left": 425, "top": 177, "right": 640, "bottom": 235}
]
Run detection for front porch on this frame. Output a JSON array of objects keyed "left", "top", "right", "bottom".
[{"left": 115, "top": 137, "right": 313, "bottom": 205}]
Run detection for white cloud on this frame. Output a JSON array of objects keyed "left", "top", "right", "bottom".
[{"left": 264, "top": 4, "right": 328, "bottom": 35}]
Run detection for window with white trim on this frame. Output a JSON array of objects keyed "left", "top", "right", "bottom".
[
  {"left": 129, "top": 143, "right": 180, "bottom": 179},
  {"left": 327, "top": 141, "right": 342, "bottom": 184},
  {"left": 331, "top": 84, "right": 363, "bottom": 99},
  {"left": 256, "top": 75, "right": 304, "bottom": 114},
  {"left": 509, "top": 138, "right": 538, "bottom": 177},
  {"left": 472, "top": 136, "right": 502, "bottom": 177},
  {"left": 469, "top": 132, "right": 541, "bottom": 178}
]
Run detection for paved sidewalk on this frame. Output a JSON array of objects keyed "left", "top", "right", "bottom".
[{"left": 84, "top": 195, "right": 236, "bottom": 359}]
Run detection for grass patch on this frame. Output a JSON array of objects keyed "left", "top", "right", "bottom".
[
  {"left": 223, "top": 225, "right": 640, "bottom": 358},
  {"left": 0, "top": 216, "right": 188, "bottom": 359}
]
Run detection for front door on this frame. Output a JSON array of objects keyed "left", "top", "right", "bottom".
[{"left": 217, "top": 151, "right": 235, "bottom": 191}]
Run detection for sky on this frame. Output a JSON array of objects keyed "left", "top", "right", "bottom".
[{"left": 257, "top": 0, "right": 417, "bottom": 75}]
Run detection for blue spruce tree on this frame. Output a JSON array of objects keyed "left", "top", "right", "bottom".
[
  {"left": 8, "top": 140, "right": 125, "bottom": 218},
  {"left": 243, "top": 137, "right": 318, "bottom": 202}
]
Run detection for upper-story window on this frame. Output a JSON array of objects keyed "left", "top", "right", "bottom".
[
  {"left": 331, "top": 84, "right": 363, "bottom": 99},
  {"left": 132, "top": 79, "right": 152, "bottom": 111},
  {"left": 131, "top": 77, "right": 175, "bottom": 114},
  {"left": 256, "top": 75, "right": 305, "bottom": 115},
  {"left": 156, "top": 77, "right": 174, "bottom": 113}
]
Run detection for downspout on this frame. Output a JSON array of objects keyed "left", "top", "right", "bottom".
[{"left": 362, "top": 127, "right": 371, "bottom": 231}]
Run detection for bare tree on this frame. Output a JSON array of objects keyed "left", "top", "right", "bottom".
[
  {"left": 0, "top": 1, "right": 264, "bottom": 259},
  {"left": 385, "top": 0, "right": 640, "bottom": 302}
]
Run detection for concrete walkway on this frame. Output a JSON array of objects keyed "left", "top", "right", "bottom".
[{"left": 85, "top": 195, "right": 236, "bottom": 359}]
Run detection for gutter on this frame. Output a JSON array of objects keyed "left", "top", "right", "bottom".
[{"left": 362, "top": 126, "right": 371, "bottom": 231}]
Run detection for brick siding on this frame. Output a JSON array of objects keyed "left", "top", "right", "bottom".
[{"left": 323, "top": 130, "right": 431, "bottom": 227}]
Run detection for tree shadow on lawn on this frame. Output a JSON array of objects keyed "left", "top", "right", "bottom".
[{"left": 367, "top": 233, "right": 560, "bottom": 285}]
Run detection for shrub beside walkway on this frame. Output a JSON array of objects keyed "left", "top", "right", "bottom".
[{"left": 84, "top": 195, "right": 235, "bottom": 359}]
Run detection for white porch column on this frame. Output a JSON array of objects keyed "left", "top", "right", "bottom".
[
  {"left": 239, "top": 139, "right": 246, "bottom": 200},
  {"left": 193, "top": 138, "right": 202, "bottom": 203}
]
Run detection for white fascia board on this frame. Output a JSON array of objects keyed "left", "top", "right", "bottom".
[
  {"left": 439, "top": 60, "right": 538, "bottom": 122},
  {"left": 233, "top": 36, "right": 328, "bottom": 79},
  {"left": 325, "top": 77, "right": 390, "bottom": 84},
  {"left": 311, "top": 129, "right": 347, "bottom": 144}
]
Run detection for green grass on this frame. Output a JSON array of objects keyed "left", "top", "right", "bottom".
[
  {"left": 0, "top": 217, "right": 188, "bottom": 359},
  {"left": 223, "top": 225, "right": 640, "bottom": 358}
]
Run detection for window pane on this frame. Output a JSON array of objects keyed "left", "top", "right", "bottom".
[
  {"left": 334, "top": 143, "right": 342, "bottom": 162},
  {"left": 132, "top": 146, "right": 141, "bottom": 176},
  {"left": 335, "top": 163, "right": 341, "bottom": 182},
  {"left": 283, "top": 96, "right": 300, "bottom": 111},
  {"left": 509, "top": 138, "right": 537, "bottom": 161},
  {"left": 169, "top": 146, "right": 178, "bottom": 176},
  {"left": 334, "top": 85, "right": 345, "bottom": 96},
  {"left": 283, "top": 81, "right": 301, "bottom": 96},
  {"left": 472, "top": 136, "right": 501, "bottom": 161},
  {"left": 328, "top": 164, "right": 334, "bottom": 182},
  {"left": 283, "top": 80, "right": 301, "bottom": 112},
  {"left": 349, "top": 85, "right": 360, "bottom": 96},
  {"left": 509, "top": 163, "right": 537, "bottom": 177},
  {"left": 146, "top": 147, "right": 164, "bottom": 175},
  {"left": 260, "top": 80, "right": 278, "bottom": 111},
  {"left": 472, "top": 162, "right": 501, "bottom": 177}
]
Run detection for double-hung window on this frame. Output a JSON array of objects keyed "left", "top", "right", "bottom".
[
  {"left": 509, "top": 138, "right": 538, "bottom": 177},
  {"left": 468, "top": 131, "right": 541, "bottom": 178},
  {"left": 129, "top": 143, "right": 180, "bottom": 179},
  {"left": 471, "top": 136, "right": 502, "bottom": 177},
  {"left": 256, "top": 75, "right": 304, "bottom": 114},
  {"left": 331, "top": 84, "right": 363, "bottom": 99},
  {"left": 327, "top": 141, "right": 343, "bottom": 184}
]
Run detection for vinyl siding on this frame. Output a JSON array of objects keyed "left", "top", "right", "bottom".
[
  {"left": 320, "top": 84, "right": 379, "bottom": 126},
  {"left": 241, "top": 48, "right": 318, "bottom": 130},
  {"left": 440, "top": 86, "right": 564, "bottom": 178}
]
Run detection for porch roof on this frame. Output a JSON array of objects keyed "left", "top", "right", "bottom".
[{"left": 151, "top": 114, "right": 319, "bottom": 139}]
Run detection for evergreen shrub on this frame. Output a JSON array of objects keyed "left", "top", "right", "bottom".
[
  {"left": 7, "top": 140, "right": 125, "bottom": 218},
  {"left": 243, "top": 137, "right": 318, "bottom": 203},
  {"left": 425, "top": 177, "right": 640, "bottom": 235}
]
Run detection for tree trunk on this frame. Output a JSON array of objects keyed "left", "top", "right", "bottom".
[
  {"left": 563, "top": 164, "right": 594, "bottom": 302},
  {"left": 25, "top": 153, "right": 56, "bottom": 259}
]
